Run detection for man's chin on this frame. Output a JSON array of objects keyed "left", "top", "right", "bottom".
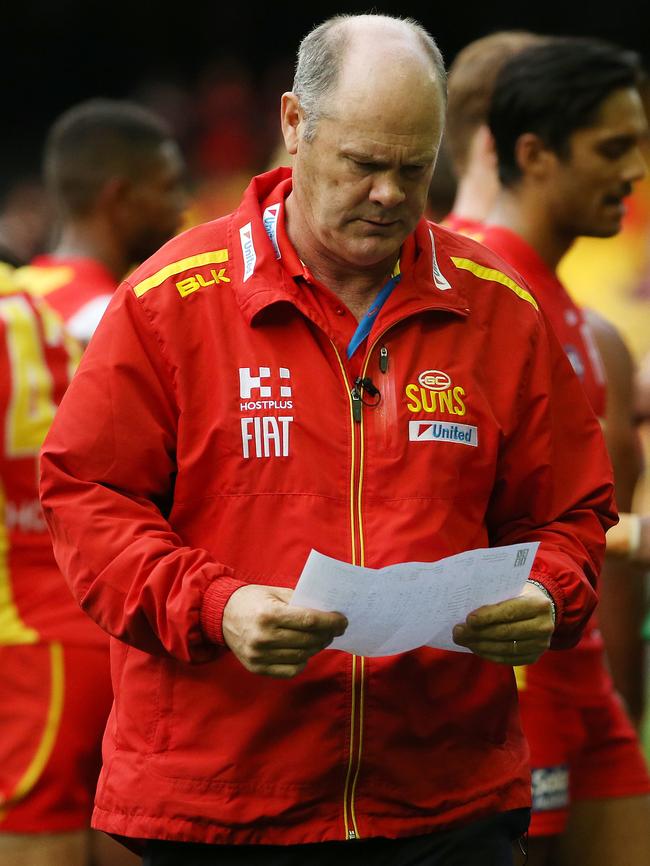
[
  {"left": 340, "top": 234, "right": 406, "bottom": 267},
  {"left": 587, "top": 220, "right": 622, "bottom": 239}
]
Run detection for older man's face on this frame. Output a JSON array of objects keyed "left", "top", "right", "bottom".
[{"left": 285, "top": 56, "right": 444, "bottom": 272}]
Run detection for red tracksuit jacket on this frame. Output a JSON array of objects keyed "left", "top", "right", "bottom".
[{"left": 40, "top": 169, "right": 615, "bottom": 847}]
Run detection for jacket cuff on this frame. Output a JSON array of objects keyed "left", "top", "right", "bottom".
[
  {"left": 527, "top": 566, "right": 563, "bottom": 628},
  {"left": 200, "top": 576, "right": 248, "bottom": 646}
]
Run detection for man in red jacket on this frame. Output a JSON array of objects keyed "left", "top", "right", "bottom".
[
  {"left": 40, "top": 14, "right": 615, "bottom": 866},
  {"left": 445, "top": 35, "right": 650, "bottom": 866}
]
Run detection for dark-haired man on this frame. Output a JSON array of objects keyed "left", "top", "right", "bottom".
[
  {"left": 16, "top": 98, "right": 186, "bottom": 343},
  {"left": 480, "top": 37, "right": 650, "bottom": 866},
  {"left": 443, "top": 31, "right": 546, "bottom": 239},
  {"left": 40, "top": 16, "right": 615, "bottom": 866}
]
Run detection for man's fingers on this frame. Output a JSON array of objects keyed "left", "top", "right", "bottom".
[
  {"left": 249, "top": 646, "right": 315, "bottom": 665},
  {"left": 453, "top": 632, "right": 545, "bottom": 654},
  {"left": 453, "top": 621, "right": 552, "bottom": 666},
  {"left": 268, "top": 602, "right": 348, "bottom": 636},
  {"left": 454, "top": 619, "right": 553, "bottom": 644},
  {"left": 257, "top": 627, "right": 336, "bottom": 651},
  {"left": 465, "top": 581, "right": 554, "bottom": 630},
  {"left": 245, "top": 661, "right": 309, "bottom": 679},
  {"left": 465, "top": 595, "right": 551, "bottom": 629},
  {"left": 222, "top": 584, "right": 348, "bottom": 678}
]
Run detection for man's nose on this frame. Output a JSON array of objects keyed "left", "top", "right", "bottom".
[
  {"left": 622, "top": 145, "right": 648, "bottom": 185},
  {"left": 368, "top": 172, "right": 406, "bottom": 209}
]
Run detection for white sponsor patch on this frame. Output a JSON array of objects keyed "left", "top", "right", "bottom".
[
  {"left": 240, "top": 416, "right": 293, "bottom": 458},
  {"left": 239, "top": 366, "right": 294, "bottom": 458},
  {"left": 262, "top": 204, "right": 282, "bottom": 260},
  {"left": 409, "top": 420, "right": 478, "bottom": 446},
  {"left": 240, "top": 222, "right": 257, "bottom": 282},
  {"left": 429, "top": 229, "right": 452, "bottom": 290},
  {"left": 531, "top": 766, "right": 569, "bottom": 812}
]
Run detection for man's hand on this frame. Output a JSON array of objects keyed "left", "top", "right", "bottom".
[
  {"left": 452, "top": 582, "right": 555, "bottom": 665},
  {"left": 222, "top": 585, "right": 348, "bottom": 678}
]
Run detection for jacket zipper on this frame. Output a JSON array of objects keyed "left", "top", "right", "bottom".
[
  {"left": 330, "top": 341, "right": 365, "bottom": 840},
  {"left": 330, "top": 317, "right": 461, "bottom": 840}
]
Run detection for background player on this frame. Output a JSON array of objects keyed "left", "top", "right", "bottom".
[
  {"left": 0, "top": 99, "right": 186, "bottom": 866},
  {"left": 471, "top": 36, "right": 650, "bottom": 866},
  {"left": 16, "top": 99, "right": 187, "bottom": 344}
]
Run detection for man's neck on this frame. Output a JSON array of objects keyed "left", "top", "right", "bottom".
[
  {"left": 284, "top": 192, "right": 399, "bottom": 321},
  {"left": 487, "top": 189, "right": 574, "bottom": 272},
  {"left": 451, "top": 166, "right": 499, "bottom": 224},
  {"left": 51, "top": 221, "right": 127, "bottom": 281}
]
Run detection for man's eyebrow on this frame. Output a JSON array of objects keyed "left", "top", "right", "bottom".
[
  {"left": 341, "top": 147, "right": 436, "bottom": 165},
  {"left": 594, "top": 134, "right": 647, "bottom": 152}
]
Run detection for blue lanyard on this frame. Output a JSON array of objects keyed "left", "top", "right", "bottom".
[{"left": 346, "top": 272, "right": 401, "bottom": 359}]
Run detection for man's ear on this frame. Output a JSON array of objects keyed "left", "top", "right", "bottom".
[
  {"left": 95, "top": 176, "right": 129, "bottom": 215},
  {"left": 280, "top": 93, "right": 305, "bottom": 156},
  {"left": 514, "top": 132, "right": 557, "bottom": 181}
]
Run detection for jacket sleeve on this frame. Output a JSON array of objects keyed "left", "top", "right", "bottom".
[
  {"left": 39, "top": 285, "right": 246, "bottom": 663},
  {"left": 486, "top": 313, "right": 617, "bottom": 649}
]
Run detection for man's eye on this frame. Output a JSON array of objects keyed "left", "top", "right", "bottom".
[
  {"left": 349, "top": 159, "right": 376, "bottom": 171},
  {"left": 402, "top": 165, "right": 426, "bottom": 178},
  {"left": 598, "top": 142, "right": 631, "bottom": 160}
]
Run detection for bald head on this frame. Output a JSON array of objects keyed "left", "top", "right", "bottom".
[
  {"left": 292, "top": 14, "right": 446, "bottom": 141},
  {"left": 281, "top": 14, "right": 445, "bottom": 277}
]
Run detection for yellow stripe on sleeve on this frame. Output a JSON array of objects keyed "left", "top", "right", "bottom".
[
  {"left": 451, "top": 257, "right": 539, "bottom": 310},
  {"left": 132, "top": 250, "right": 229, "bottom": 298}
]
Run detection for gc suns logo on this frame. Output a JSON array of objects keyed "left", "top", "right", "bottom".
[{"left": 405, "top": 369, "right": 466, "bottom": 416}]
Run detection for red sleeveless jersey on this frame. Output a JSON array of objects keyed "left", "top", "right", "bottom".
[
  {"left": 0, "top": 280, "right": 106, "bottom": 646},
  {"left": 482, "top": 225, "right": 609, "bottom": 702}
]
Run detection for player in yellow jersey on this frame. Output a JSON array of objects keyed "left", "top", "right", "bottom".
[{"left": 1, "top": 99, "right": 186, "bottom": 866}]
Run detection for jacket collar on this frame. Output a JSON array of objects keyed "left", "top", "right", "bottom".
[{"left": 227, "top": 168, "right": 469, "bottom": 325}]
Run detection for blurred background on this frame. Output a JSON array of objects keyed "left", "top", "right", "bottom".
[
  {"left": 4, "top": 0, "right": 650, "bottom": 750},
  {"left": 4, "top": 0, "right": 650, "bottom": 231}
]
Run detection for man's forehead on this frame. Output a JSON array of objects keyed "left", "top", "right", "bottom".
[
  {"left": 590, "top": 87, "right": 648, "bottom": 134},
  {"left": 320, "top": 95, "right": 443, "bottom": 143},
  {"left": 338, "top": 134, "right": 438, "bottom": 161}
]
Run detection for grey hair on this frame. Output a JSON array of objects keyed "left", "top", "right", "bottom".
[{"left": 292, "top": 14, "right": 447, "bottom": 141}]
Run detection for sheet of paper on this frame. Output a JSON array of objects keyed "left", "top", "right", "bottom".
[{"left": 290, "top": 542, "right": 539, "bottom": 657}]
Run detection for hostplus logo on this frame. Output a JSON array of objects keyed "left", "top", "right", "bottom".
[{"left": 239, "top": 366, "right": 293, "bottom": 459}]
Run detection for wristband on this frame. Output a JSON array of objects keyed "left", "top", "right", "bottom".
[{"left": 526, "top": 579, "right": 556, "bottom": 625}]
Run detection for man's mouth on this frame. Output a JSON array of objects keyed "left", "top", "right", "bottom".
[
  {"left": 603, "top": 185, "right": 633, "bottom": 208},
  {"left": 360, "top": 217, "right": 399, "bottom": 227}
]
